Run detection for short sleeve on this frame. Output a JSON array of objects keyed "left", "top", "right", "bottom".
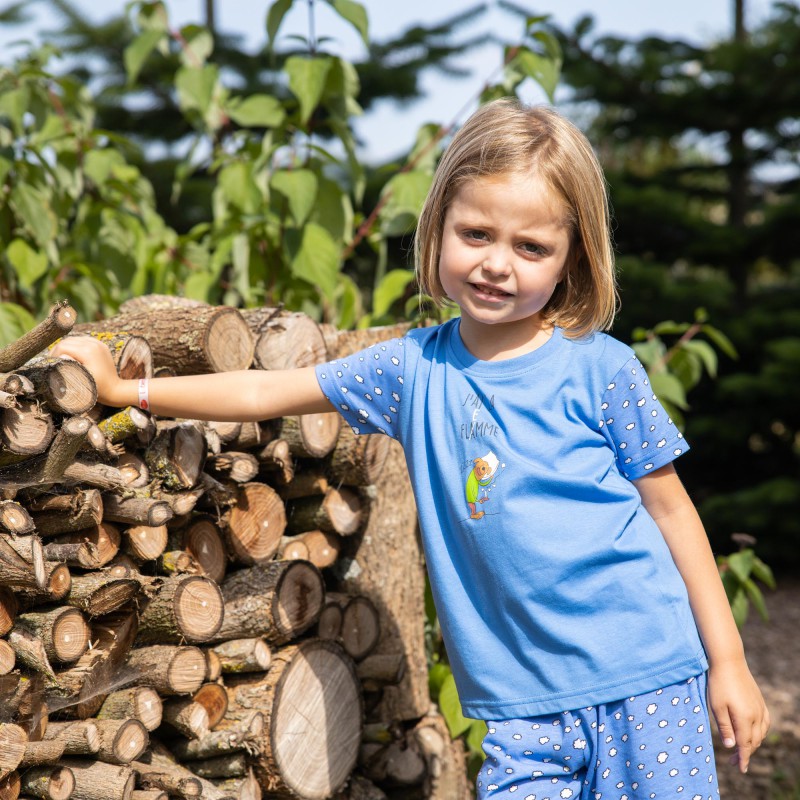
[
  {"left": 599, "top": 356, "right": 689, "bottom": 480},
  {"left": 315, "top": 337, "right": 406, "bottom": 439}
]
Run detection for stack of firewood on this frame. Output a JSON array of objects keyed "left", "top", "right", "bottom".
[{"left": 0, "top": 301, "right": 466, "bottom": 800}]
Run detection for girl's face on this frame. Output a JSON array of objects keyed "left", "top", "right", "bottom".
[{"left": 438, "top": 171, "right": 573, "bottom": 361}]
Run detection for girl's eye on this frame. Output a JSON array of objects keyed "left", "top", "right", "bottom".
[
  {"left": 520, "top": 242, "right": 545, "bottom": 255},
  {"left": 463, "top": 229, "right": 488, "bottom": 241}
]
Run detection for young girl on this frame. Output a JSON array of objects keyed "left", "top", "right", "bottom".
[{"left": 54, "top": 99, "right": 768, "bottom": 799}]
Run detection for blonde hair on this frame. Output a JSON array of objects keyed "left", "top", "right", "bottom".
[{"left": 414, "top": 98, "right": 618, "bottom": 338}]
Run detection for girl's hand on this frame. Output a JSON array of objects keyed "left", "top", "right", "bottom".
[
  {"left": 708, "top": 658, "right": 770, "bottom": 773},
  {"left": 51, "top": 336, "right": 127, "bottom": 407}
]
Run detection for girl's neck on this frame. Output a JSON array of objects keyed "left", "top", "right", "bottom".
[{"left": 457, "top": 316, "right": 555, "bottom": 362}]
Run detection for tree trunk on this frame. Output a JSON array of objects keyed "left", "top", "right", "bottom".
[
  {"left": 93, "top": 719, "right": 149, "bottom": 765},
  {"left": 171, "top": 516, "right": 227, "bottom": 584},
  {"left": 0, "top": 500, "right": 34, "bottom": 534},
  {"left": 102, "top": 495, "right": 173, "bottom": 527}
]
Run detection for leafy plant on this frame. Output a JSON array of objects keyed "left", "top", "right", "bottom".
[{"left": 717, "top": 534, "right": 776, "bottom": 628}]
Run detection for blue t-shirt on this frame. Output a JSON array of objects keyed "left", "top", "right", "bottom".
[{"left": 315, "top": 320, "right": 707, "bottom": 719}]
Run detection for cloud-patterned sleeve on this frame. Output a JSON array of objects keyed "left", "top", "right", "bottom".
[
  {"left": 599, "top": 356, "right": 689, "bottom": 480},
  {"left": 314, "top": 338, "right": 406, "bottom": 440}
]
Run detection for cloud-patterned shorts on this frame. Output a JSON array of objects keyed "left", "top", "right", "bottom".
[{"left": 477, "top": 674, "right": 718, "bottom": 800}]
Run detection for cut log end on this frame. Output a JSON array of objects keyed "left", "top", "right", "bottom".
[
  {"left": 175, "top": 577, "right": 225, "bottom": 643},
  {"left": 207, "top": 309, "right": 255, "bottom": 373}
]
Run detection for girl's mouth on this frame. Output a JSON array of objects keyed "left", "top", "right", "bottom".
[{"left": 470, "top": 282, "right": 512, "bottom": 300}]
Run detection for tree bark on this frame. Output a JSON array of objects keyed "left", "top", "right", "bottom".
[
  {"left": 145, "top": 422, "right": 207, "bottom": 491},
  {"left": 97, "top": 687, "right": 163, "bottom": 732},
  {"left": 191, "top": 683, "right": 228, "bottom": 730},
  {"left": 50, "top": 523, "right": 121, "bottom": 569},
  {"left": 0, "top": 400, "right": 54, "bottom": 457},
  {"left": 279, "top": 413, "right": 341, "bottom": 458},
  {"left": 93, "top": 719, "right": 149, "bottom": 765},
  {"left": 286, "top": 486, "right": 363, "bottom": 536},
  {"left": 211, "top": 638, "right": 271, "bottom": 674},
  {"left": 0, "top": 302, "right": 76, "bottom": 373},
  {"left": 125, "top": 646, "right": 206, "bottom": 696},
  {"left": 61, "top": 759, "right": 134, "bottom": 800},
  {"left": 161, "top": 698, "right": 209, "bottom": 740},
  {"left": 28, "top": 488, "right": 103, "bottom": 537},
  {"left": 65, "top": 571, "right": 139, "bottom": 617},
  {"left": 328, "top": 428, "right": 392, "bottom": 487},
  {"left": 14, "top": 607, "right": 90, "bottom": 664},
  {"left": 102, "top": 495, "right": 173, "bottom": 527},
  {"left": 241, "top": 308, "right": 327, "bottom": 370},
  {"left": 0, "top": 724, "right": 28, "bottom": 780},
  {"left": 42, "top": 721, "right": 100, "bottom": 756},
  {"left": 16, "top": 358, "right": 96, "bottom": 415}
]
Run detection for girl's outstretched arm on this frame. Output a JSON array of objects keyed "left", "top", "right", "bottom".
[
  {"left": 51, "top": 335, "right": 333, "bottom": 421},
  {"left": 634, "top": 464, "right": 770, "bottom": 775}
]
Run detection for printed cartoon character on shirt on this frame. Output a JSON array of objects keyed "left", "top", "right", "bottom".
[{"left": 465, "top": 450, "right": 503, "bottom": 520}]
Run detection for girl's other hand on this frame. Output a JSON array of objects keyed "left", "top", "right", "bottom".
[
  {"left": 51, "top": 335, "right": 126, "bottom": 407},
  {"left": 708, "top": 658, "right": 770, "bottom": 774}
]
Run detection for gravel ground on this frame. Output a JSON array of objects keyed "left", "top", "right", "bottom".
[{"left": 714, "top": 579, "right": 800, "bottom": 800}]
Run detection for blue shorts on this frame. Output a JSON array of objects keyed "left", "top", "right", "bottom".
[{"left": 477, "top": 674, "right": 719, "bottom": 800}]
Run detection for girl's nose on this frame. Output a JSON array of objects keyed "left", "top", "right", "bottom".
[{"left": 481, "top": 255, "right": 512, "bottom": 276}]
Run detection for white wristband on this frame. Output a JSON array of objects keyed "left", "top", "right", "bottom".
[{"left": 137, "top": 378, "right": 150, "bottom": 411}]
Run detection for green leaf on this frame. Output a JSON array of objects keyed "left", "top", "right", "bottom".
[
  {"left": 179, "top": 25, "right": 214, "bottom": 68},
  {"left": 701, "top": 324, "right": 738, "bottom": 359},
  {"left": 373, "top": 269, "right": 415, "bottom": 318},
  {"left": 653, "top": 320, "right": 691, "bottom": 336},
  {"left": 332, "top": 272, "right": 361, "bottom": 330},
  {"left": 680, "top": 339, "right": 718, "bottom": 378},
  {"left": 730, "top": 588, "right": 749, "bottom": 629},
  {"left": 379, "top": 171, "right": 432, "bottom": 236},
  {"left": 667, "top": 348, "right": 702, "bottom": 391},
  {"left": 84, "top": 149, "right": 126, "bottom": 186},
  {"left": 218, "top": 162, "right": 262, "bottom": 214},
  {"left": 428, "top": 662, "right": 450, "bottom": 701},
  {"left": 751, "top": 557, "right": 776, "bottom": 589},
  {"left": 123, "top": 28, "right": 164, "bottom": 85},
  {"left": 0, "top": 86, "right": 30, "bottom": 135},
  {"left": 0, "top": 302, "right": 36, "bottom": 348},
  {"left": 631, "top": 338, "right": 666, "bottom": 369},
  {"left": 285, "top": 55, "right": 332, "bottom": 125},
  {"left": 266, "top": 0, "right": 293, "bottom": 47},
  {"left": 270, "top": 169, "right": 318, "bottom": 226},
  {"left": 311, "top": 175, "right": 353, "bottom": 244},
  {"left": 6, "top": 238, "right": 49, "bottom": 289},
  {"left": 226, "top": 94, "right": 285, "bottom": 128},
  {"left": 743, "top": 578, "right": 769, "bottom": 622},
  {"left": 726, "top": 549, "right": 756, "bottom": 583},
  {"left": 9, "top": 183, "right": 57, "bottom": 250},
  {"left": 718, "top": 566, "right": 739, "bottom": 605},
  {"left": 175, "top": 64, "right": 219, "bottom": 116},
  {"left": 286, "top": 223, "right": 340, "bottom": 299},
  {"left": 511, "top": 46, "right": 560, "bottom": 101},
  {"left": 231, "top": 232, "right": 251, "bottom": 303},
  {"left": 329, "top": 0, "right": 369, "bottom": 47},
  {"left": 648, "top": 371, "right": 689, "bottom": 410},
  {"left": 466, "top": 720, "right": 488, "bottom": 757},
  {"left": 438, "top": 673, "right": 471, "bottom": 738}
]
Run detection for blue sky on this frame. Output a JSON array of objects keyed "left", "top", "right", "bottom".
[{"left": 2, "top": 0, "right": 777, "bottom": 161}]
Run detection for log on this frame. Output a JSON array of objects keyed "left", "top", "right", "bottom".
[
  {"left": 157, "top": 550, "right": 200, "bottom": 577},
  {"left": 14, "top": 607, "right": 89, "bottom": 664},
  {"left": 61, "top": 460, "right": 127, "bottom": 491},
  {"left": 16, "top": 358, "right": 96, "bottom": 415},
  {"left": 130, "top": 756, "right": 202, "bottom": 798},
  {"left": 18, "top": 765, "right": 74, "bottom": 800},
  {"left": 203, "top": 649, "right": 222, "bottom": 682},
  {"left": 223, "top": 639, "right": 362, "bottom": 800},
  {"left": 115, "top": 454, "right": 150, "bottom": 489},
  {"left": 279, "top": 413, "right": 341, "bottom": 459},
  {"left": 328, "top": 428, "right": 392, "bottom": 487},
  {"left": 0, "top": 534, "right": 46, "bottom": 590},
  {"left": 42, "top": 721, "right": 100, "bottom": 756},
  {"left": 61, "top": 759, "right": 134, "bottom": 800},
  {"left": 123, "top": 525, "right": 168, "bottom": 561},
  {"left": 228, "top": 422, "right": 265, "bottom": 451},
  {"left": 191, "top": 683, "right": 228, "bottom": 730},
  {"left": 278, "top": 535, "right": 309, "bottom": 561},
  {"left": 170, "top": 516, "right": 227, "bottom": 584},
  {"left": 255, "top": 438, "right": 294, "bottom": 485},
  {"left": 211, "top": 638, "right": 271, "bottom": 674},
  {"left": 0, "top": 390, "right": 16, "bottom": 409},
  {"left": 0, "top": 501, "right": 34, "bottom": 534},
  {"left": 65, "top": 571, "right": 139, "bottom": 617},
  {"left": 206, "top": 452, "right": 258, "bottom": 484},
  {"left": 139, "top": 742, "right": 233, "bottom": 799},
  {"left": 49, "top": 523, "right": 120, "bottom": 570},
  {"left": 18, "top": 739, "right": 66, "bottom": 767},
  {"left": 356, "top": 654, "right": 406, "bottom": 691},
  {"left": 280, "top": 470, "right": 329, "bottom": 500},
  {"left": 94, "top": 719, "right": 149, "bottom": 765},
  {"left": 169, "top": 713, "right": 263, "bottom": 761},
  {"left": 125, "top": 646, "right": 206, "bottom": 695},
  {"left": 131, "top": 790, "right": 168, "bottom": 800},
  {"left": 136, "top": 575, "right": 224, "bottom": 645},
  {"left": 27, "top": 489, "right": 103, "bottom": 537},
  {"left": 98, "top": 408, "right": 152, "bottom": 446},
  {"left": 299, "top": 529, "right": 341, "bottom": 569},
  {"left": 0, "top": 585, "right": 18, "bottom": 636},
  {"left": 241, "top": 308, "right": 327, "bottom": 371},
  {"left": 286, "top": 486, "right": 363, "bottom": 536},
  {"left": 145, "top": 422, "right": 206, "bottom": 491},
  {"left": 73, "top": 306, "right": 254, "bottom": 374},
  {"left": 74, "top": 332, "right": 153, "bottom": 380},
  {"left": 161, "top": 698, "right": 209, "bottom": 739},
  {"left": 0, "top": 724, "right": 27, "bottom": 780},
  {"left": 7, "top": 629, "right": 57, "bottom": 685},
  {"left": 213, "top": 560, "right": 324, "bottom": 645},
  {"left": 317, "top": 598, "right": 343, "bottom": 641},
  {"left": 97, "top": 687, "right": 163, "bottom": 732},
  {"left": 339, "top": 595, "right": 381, "bottom": 661},
  {"left": 0, "top": 373, "right": 33, "bottom": 395},
  {"left": 0, "top": 641, "right": 15, "bottom": 676},
  {"left": 224, "top": 482, "right": 286, "bottom": 565},
  {"left": 0, "top": 771, "right": 19, "bottom": 800},
  {"left": 204, "top": 420, "right": 241, "bottom": 445},
  {"left": 207, "top": 771, "right": 260, "bottom": 800},
  {"left": 42, "top": 562, "right": 72, "bottom": 603},
  {"left": 102, "top": 495, "right": 173, "bottom": 527},
  {"left": 0, "top": 303, "right": 76, "bottom": 373},
  {"left": 0, "top": 400, "right": 54, "bottom": 457},
  {"left": 41, "top": 542, "right": 95, "bottom": 571}
]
